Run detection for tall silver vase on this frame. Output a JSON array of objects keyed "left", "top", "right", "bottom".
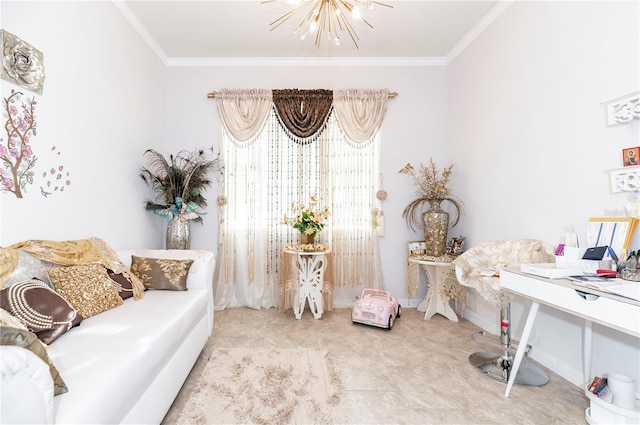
[
  {"left": 423, "top": 200, "right": 449, "bottom": 257},
  {"left": 166, "top": 218, "right": 191, "bottom": 250}
]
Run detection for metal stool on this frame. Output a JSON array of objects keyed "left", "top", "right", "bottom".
[
  {"left": 453, "top": 239, "right": 554, "bottom": 387},
  {"left": 468, "top": 302, "right": 548, "bottom": 386}
]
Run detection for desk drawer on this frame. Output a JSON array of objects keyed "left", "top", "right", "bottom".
[{"left": 501, "top": 270, "right": 639, "bottom": 337}]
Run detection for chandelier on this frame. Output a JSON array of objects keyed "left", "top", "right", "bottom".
[{"left": 263, "top": 0, "right": 393, "bottom": 49}]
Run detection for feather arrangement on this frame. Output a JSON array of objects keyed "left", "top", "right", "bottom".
[{"left": 140, "top": 148, "right": 222, "bottom": 223}]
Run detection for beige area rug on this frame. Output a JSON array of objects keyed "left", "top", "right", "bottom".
[{"left": 176, "top": 348, "right": 353, "bottom": 425}]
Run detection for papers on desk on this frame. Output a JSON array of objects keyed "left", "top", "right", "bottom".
[
  {"left": 567, "top": 276, "right": 640, "bottom": 302},
  {"left": 519, "top": 263, "right": 640, "bottom": 301},
  {"left": 520, "top": 263, "right": 583, "bottom": 279}
]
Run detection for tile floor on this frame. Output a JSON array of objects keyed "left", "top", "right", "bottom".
[{"left": 161, "top": 307, "right": 588, "bottom": 424}]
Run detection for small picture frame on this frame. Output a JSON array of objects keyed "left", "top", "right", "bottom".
[
  {"left": 622, "top": 147, "right": 640, "bottom": 167},
  {"left": 446, "top": 236, "right": 465, "bottom": 256},
  {"left": 408, "top": 240, "right": 426, "bottom": 256}
]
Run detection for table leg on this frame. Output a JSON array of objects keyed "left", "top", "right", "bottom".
[
  {"left": 294, "top": 290, "right": 304, "bottom": 320},
  {"left": 419, "top": 264, "right": 459, "bottom": 322},
  {"left": 583, "top": 319, "right": 592, "bottom": 385},
  {"left": 295, "top": 254, "right": 325, "bottom": 320},
  {"left": 505, "top": 301, "right": 540, "bottom": 397},
  {"left": 417, "top": 264, "right": 435, "bottom": 315}
]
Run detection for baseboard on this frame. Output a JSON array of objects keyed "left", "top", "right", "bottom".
[
  {"left": 460, "top": 309, "right": 499, "bottom": 335},
  {"left": 527, "top": 347, "right": 585, "bottom": 387}
]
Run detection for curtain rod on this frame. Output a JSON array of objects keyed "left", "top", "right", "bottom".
[{"left": 206, "top": 90, "right": 397, "bottom": 99}]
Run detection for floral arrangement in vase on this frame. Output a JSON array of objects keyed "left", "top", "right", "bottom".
[
  {"left": 282, "top": 195, "right": 330, "bottom": 241},
  {"left": 399, "top": 158, "right": 463, "bottom": 232}
]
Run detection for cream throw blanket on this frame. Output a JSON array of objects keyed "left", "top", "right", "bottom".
[{"left": 453, "top": 239, "right": 555, "bottom": 308}]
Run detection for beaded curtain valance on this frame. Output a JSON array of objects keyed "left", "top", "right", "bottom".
[
  {"left": 272, "top": 89, "right": 333, "bottom": 143},
  {"left": 216, "top": 88, "right": 389, "bottom": 146}
]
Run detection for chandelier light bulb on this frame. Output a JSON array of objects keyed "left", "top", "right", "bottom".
[
  {"left": 264, "top": 0, "right": 393, "bottom": 49},
  {"left": 351, "top": 6, "right": 362, "bottom": 21}
]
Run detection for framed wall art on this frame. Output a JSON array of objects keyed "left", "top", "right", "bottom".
[
  {"left": 446, "top": 236, "right": 465, "bottom": 256},
  {"left": 408, "top": 240, "right": 426, "bottom": 256},
  {"left": 1, "top": 30, "right": 45, "bottom": 95},
  {"left": 622, "top": 147, "right": 640, "bottom": 167}
]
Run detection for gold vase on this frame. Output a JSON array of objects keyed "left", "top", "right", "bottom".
[
  {"left": 422, "top": 200, "right": 449, "bottom": 257},
  {"left": 299, "top": 233, "right": 316, "bottom": 245}
]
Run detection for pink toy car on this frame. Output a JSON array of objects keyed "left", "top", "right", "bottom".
[{"left": 352, "top": 288, "right": 401, "bottom": 330}]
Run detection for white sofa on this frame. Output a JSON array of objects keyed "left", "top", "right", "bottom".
[{"left": 0, "top": 249, "right": 215, "bottom": 425}]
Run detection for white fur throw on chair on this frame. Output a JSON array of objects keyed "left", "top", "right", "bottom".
[{"left": 453, "top": 239, "right": 555, "bottom": 308}]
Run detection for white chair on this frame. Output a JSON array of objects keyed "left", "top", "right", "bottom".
[{"left": 453, "top": 239, "right": 555, "bottom": 385}]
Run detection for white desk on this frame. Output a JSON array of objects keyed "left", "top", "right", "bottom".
[
  {"left": 407, "top": 256, "right": 466, "bottom": 321},
  {"left": 500, "top": 268, "right": 640, "bottom": 397}
]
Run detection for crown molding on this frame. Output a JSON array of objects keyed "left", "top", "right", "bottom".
[
  {"left": 446, "top": 0, "right": 514, "bottom": 65},
  {"left": 165, "top": 57, "right": 447, "bottom": 67},
  {"left": 115, "top": 0, "right": 508, "bottom": 69},
  {"left": 112, "top": 1, "right": 169, "bottom": 65}
]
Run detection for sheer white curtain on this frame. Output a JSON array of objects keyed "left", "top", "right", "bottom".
[
  {"left": 320, "top": 115, "right": 384, "bottom": 304},
  {"left": 214, "top": 89, "right": 388, "bottom": 310}
]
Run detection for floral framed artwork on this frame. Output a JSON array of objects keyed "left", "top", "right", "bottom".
[
  {"left": 1, "top": 30, "right": 45, "bottom": 95},
  {"left": 408, "top": 240, "right": 426, "bottom": 256}
]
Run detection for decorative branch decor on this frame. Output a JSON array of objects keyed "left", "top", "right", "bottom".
[{"left": 1, "top": 90, "right": 38, "bottom": 198}]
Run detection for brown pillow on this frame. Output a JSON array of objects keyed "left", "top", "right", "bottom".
[
  {"left": 106, "top": 269, "right": 135, "bottom": 300},
  {"left": 130, "top": 256, "right": 193, "bottom": 291},
  {"left": 0, "top": 325, "right": 68, "bottom": 396},
  {"left": 0, "top": 279, "right": 83, "bottom": 344},
  {"left": 48, "top": 264, "right": 123, "bottom": 318}
]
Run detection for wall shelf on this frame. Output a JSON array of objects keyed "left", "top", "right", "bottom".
[
  {"left": 610, "top": 167, "right": 640, "bottom": 193},
  {"left": 603, "top": 91, "right": 640, "bottom": 126}
]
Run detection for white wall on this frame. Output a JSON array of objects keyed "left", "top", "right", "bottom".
[
  {"left": 0, "top": 1, "right": 166, "bottom": 250},
  {"left": 448, "top": 1, "right": 639, "bottom": 389},
  {"left": 164, "top": 64, "right": 449, "bottom": 302}
]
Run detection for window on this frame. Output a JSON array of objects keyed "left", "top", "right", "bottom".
[{"left": 214, "top": 89, "right": 387, "bottom": 309}]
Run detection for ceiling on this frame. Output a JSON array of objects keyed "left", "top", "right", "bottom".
[{"left": 120, "top": 0, "right": 504, "bottom": 65}]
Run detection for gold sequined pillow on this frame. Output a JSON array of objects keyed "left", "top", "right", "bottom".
[
  {"left": 48, "top": 264, "right": 123, "bottom": 318},
  {"left": 130, "top": 256, "right": 193, "bottom": 291}
]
